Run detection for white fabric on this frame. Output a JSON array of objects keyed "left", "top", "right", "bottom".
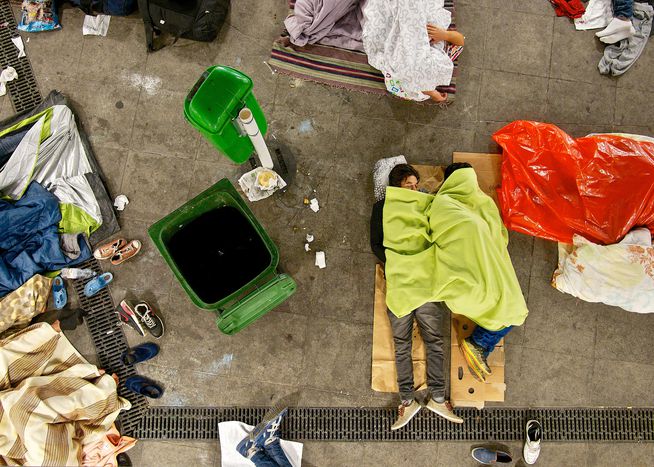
[
  {"left": 362, "top": 0, "right": 453, "bottom": 101},
  {"left": 553, "top": 228, "right": 654, "bottom": 314},
  {"left": 0, "top": 105, "right": 102, "bottom": 228},
  {"left": 218, "top": 421, "right": 303, "bottom": 467},
  {"left": 372, "top": 155, "right": 407, "bottom": 201},
  {"left": 575, "top": 0, "right": 613, "bottom": 30}
]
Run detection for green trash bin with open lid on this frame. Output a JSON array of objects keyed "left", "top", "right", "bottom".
[
  {"left": 148, "top": 179, "right": 296, "bottom": 335},
  {"left": 184, "top": 65, "right": 267, "bottom": 164}
]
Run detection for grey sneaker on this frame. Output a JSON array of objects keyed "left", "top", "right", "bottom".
[
  {"left": 391, "top": 400, "right": 421, "bottom": 430},
  {"left": 462, "top": 337, "right": 491, "bottom": 375},
  {"left": 425, "top": 398, "right": 464, "bottom": 424}
]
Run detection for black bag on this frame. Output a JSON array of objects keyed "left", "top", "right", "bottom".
[
  {"left": 67, "top": 0, "right": 138, "bottom": 16},
  {"left": 137, "top": 0, "right": 229, "bottom": 51}
]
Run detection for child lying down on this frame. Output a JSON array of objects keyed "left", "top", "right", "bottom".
[{"left": 362, "top": 0, "right": 464, "bottom": 103}]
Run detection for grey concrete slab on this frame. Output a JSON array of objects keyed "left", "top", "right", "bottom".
[
  {"left": 454, "top": 6, "right": 488, "bottom": 71},
  {"left": 91, "top": 145, "right": 129, "bottom": 198},
  {"left": 614, "top": 36, "right": 654, "bottom": 93},
  {"left": 615, "top": 87, "right": 654, "bottom": 127},
  {"left": 300, "top": 318, "right": 372, "bottom": 394},
  {"left": 586, "top": 443, "right": 654, "bottom": 467},
  {"left": 545, "top": 79, "right": 616, "bottom": 125},
  {"left": 130, "top": 89, "right": 201, "bottom": 159},
  {"left": 590, "top": 359, "right": 654, "bottom": 406},
  {"left": 507, "top": 231, "right": 534, "bottom": 303},
  {"left": 120, "top": 151, "right": 195, "bottom": 223},
  {"left": 594, "top": 306, "right": 654, "bottom": 366},
  {"left": 362, "top": 441, "right": 440, "bottom": 467},
  {"left": 550, "top": 20, "right": 616, "bottom": 85},
  {"left": 301, "top": 442, "right": 365, "bottom": 467},
  {"left": 335, "top": 114, "right": 407, "bottom": 165},
  {"left": 404, "top": 125, "right": 476, "bottom": 165},
  {"left": 483, "top": 10, "right": 554, "bottom": 78},
  {"left": 144, "top": 42, "right": 213, "bottom": 94},
  {"left": 523, "top": 279, "right": 598, "bottom": 357},
  {"left": 478, "top": 71, "right": 549, "bottom": 122},
  {"left": 136, "top": 440, "right": 216, "bottom": 467}
]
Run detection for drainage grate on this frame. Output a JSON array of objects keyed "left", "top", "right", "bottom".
[
  {"left": 72, "top": 258, "right": 149, "bottom": 436},
  {"left": 0, "top": 2, "right": 42, "bottom": 114},
  {"left": 132, "top": 406, "right": 654, "bottom": 443}
]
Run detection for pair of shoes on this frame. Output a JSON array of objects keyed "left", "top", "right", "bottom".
[
  {"left": 123, "top": 343, "right": 164, "bottom": 399},
  {"left": 93, "top": 238, "right": 142, "bottom": 265},
  {"left": 52, "top": 276, "right": 67, "bottom": 309},
  {"left": 84, "top": 272, "right": 113, "bottom": 297},
  {"left": 237, "top": 404, "right": 288, "bottom": 459},
  {"left": 461, "top": 337, "right": 491, "bottom": 382},
  {"left": 596, "top": 17, "right": 636, "bottom": 44},
  {"left": 117, "top": 300, "right": 165, "bottom": 338},
  {"left": 471, "top": 419, "right": 542, "bottom": 465}
]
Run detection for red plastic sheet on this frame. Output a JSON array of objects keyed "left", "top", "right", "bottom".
[{"left": 493, "top": 121, "right": 654, "bottom": 245}]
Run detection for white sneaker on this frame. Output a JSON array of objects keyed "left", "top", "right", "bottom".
[
  {"left": 391, "top": 400, "right": 421, "bottom": 430},
  {"left": 523, "top": 419, "right": 542, "bottom": 464}
]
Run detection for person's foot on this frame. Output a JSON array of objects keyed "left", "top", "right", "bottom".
[
  {"left": 461, "top": 344, "right": 487, "bottom": 382},
  {"left": 117, "top": 300, "right": 146, "bottom": 337},
  {"left": 471, "top": 447, "right": 513, "bottom": 465},
  {"left": 596, "top": 17, "right": 634, "bottom": 38},
  {"left": 462, "top": 337, "right": 491, "bottom": 375},
  {"left": 523, "top": 419, "right": 542, "bottom": 465},
  {"left": 422, "top": 89, "right": 448, "bottom": 103},
  {"left": 425, "top": 398, "right": 463, "bottom": 424},
  {"left": 599, "top": 28, "right": 635, "bottom": 44},
  {"left": 133, "top": 302, "right": 165, "bottom": 339},
  {"left": 237, "top": 406, "right": 288, "bottom": 459},
  {"left": 391, "top": 399, "right": 421, "bottom": 430}
]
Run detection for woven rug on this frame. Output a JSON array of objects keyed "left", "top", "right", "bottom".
[{"left": 270, "top": 0, "right": 459, "bottom": 100}]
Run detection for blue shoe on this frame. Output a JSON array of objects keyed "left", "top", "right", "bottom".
[
  {"left": 84, "top": 272, "right": 113, "bottom": 297},
  {"left": 124, "top": 375, "right": 163, "bottom": 399},
  {"left": 237, "top": 406, "right": 287, "bottom": 459},
  {"left": 52, "top": 276, "right": 67, "bottom": 310},
  {"left": 122, "top": 343, "right": 159, "bottom": 365},
  {"left": 471, "top": 447, "right": 512, "bottom": 465}
]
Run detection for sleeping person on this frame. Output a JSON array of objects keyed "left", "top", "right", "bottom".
[{"left": 362, "top": 0, "right": 464, "bottom": 103}]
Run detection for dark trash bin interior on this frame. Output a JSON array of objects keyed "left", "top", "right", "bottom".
[{"left": 166, "top": 206, "right": 271, "bottom": 304}]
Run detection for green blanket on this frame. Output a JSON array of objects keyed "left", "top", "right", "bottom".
[{"left": 383, "top": 168, "right": 528, "bottom": 331}]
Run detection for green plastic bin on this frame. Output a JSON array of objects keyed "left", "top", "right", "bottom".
[
  {"left": 184, "top": 66, "right": 267, "bottom": 164},
  {"left": 148, "top": 179, "right": 296, "bottom": 335}
]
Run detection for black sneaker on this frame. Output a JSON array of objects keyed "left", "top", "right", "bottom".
[
  {"left": 134, "top": 302, "right": 165, "bottom": 339},
  {"left": 117, "top": 300, "right": 145, "bottom": 337}
]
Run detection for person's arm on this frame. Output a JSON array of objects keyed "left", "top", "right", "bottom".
[{"left": 370, "top": 199, "right": 386, "bottom": 263}]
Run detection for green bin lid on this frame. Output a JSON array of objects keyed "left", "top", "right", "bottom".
[{"left": 184, "top": 66, "right": 254, "bottom": 134}]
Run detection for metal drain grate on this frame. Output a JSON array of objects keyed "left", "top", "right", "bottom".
[
  {"left": 72, "top": 258, "right": 149, "bottom": 436},
  {"left": 133, "top": 406, "right": 654, "bottom": 443},
  {"left": 0, "top": 2, "right": 42, "bottom": 114}
]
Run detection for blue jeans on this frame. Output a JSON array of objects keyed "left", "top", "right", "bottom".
[
  {"left": 250, "top": 439, "right": 292, "bottom": 467},
  {"left": 471, "top": 326, "right": 513, "bottom": 357},
  {"left": 614, "top": 0, "right": 634, "bottom": 19}
]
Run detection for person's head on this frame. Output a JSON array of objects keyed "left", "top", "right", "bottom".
[
  {"left": 389, "top": 164, "right": 420, "bottom": 191},
  {"left": 443, "top": 162, "right": 472, "bottom": 181}
]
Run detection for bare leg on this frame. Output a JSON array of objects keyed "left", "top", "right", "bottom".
[{"left": 427, "top": 25, "right": 465, "bottom": 46}]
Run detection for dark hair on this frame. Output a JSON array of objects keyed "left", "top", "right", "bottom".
[
  {"left": 443, "top": 162, "right": 472, "bottom": 181},
  {"left": 389, "top": 164, "right": 420, "bottom": 187}
]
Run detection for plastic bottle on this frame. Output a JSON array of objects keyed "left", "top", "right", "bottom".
[{"left": 60, "top": 268, "right": 97, "bottom": 280}]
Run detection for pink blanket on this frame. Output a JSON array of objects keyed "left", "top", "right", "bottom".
[{"left": 284, "top": 0, "right": 365, "bottom": 51}]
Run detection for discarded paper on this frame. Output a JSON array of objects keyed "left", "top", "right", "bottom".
[
  {"left": 113, "top": 194, "right": 129, "bottom": 211},
  {"left": 315, "top": 251, "right": 326, "bottom": 269},
  {"left": 309, "top": 198, "right": 319, "bottom": 212},
  {"left": 83, "top": 14, "right": 111, "bottom": 36},
  {"left": 304, "top": 243, "right": 311, "bottom": 252},
  {"left": 0, "top": 67, "right": 17, "bottom": 97},
  {"left": 11, "top": 37, "right": 26, "bottom": 58},
  {"left": 306, "top": 234, "right": 314, "bottom": 243},
  {"left": 238, "top": 167, "right": 287, "bottom": 202}
]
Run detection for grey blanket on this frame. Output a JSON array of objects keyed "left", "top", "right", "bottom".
[
  {"left": 284, "top": 0, "right": 365, "bottom": 51},
  {"left": 599, "top": 2, "right": 653, "bottom": 76}
]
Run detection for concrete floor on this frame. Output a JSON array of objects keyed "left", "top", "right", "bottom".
[{"left": 8, "top": 0, "right": 654, "bottom": 465}]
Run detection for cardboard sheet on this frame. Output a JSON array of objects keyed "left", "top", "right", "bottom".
[{"left": 371, "top": 155, "right": 506, "bottom": 406}]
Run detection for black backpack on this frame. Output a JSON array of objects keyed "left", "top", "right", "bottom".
[
  {"left": 137, "top": 0, "right": 229, "bottom": 51},
  {"left": 67, "top": 0, "right": 138, "bottom": 16}
]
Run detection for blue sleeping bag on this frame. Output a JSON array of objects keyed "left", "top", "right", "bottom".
[{"left": 0, "top": 182, "right": 92, "bottom": 297}]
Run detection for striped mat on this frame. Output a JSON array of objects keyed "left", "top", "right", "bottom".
[{"left": 270, "top": 1, "right": 459, "bottom": 101}]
